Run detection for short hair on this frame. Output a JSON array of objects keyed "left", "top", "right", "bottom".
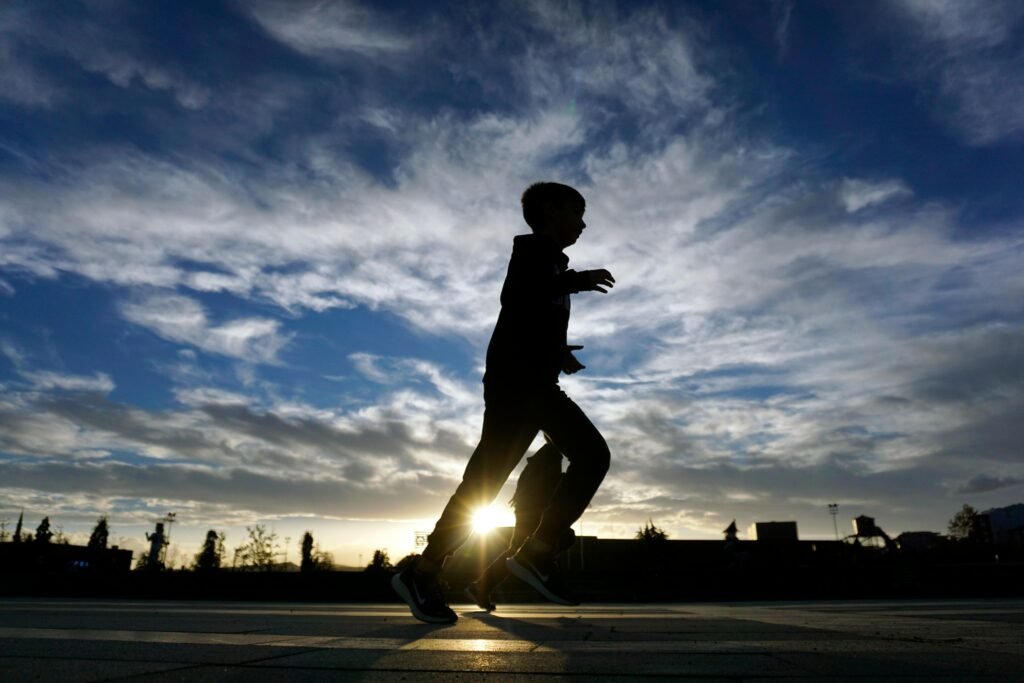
[{"left": 521, "top": 182, "right": 585, "bottom": 231}]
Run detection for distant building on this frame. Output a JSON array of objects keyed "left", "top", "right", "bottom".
[
  {"left": 896, "top": 531, "right": 942, "bottom": 552},
  {"left": 0, "top": 542, "right": 132, "bottom": 573},
  {"left": 853, "top": 515, "right": 880, "bottom": 537},
  {"left": 748, "top": 521, "right": 799, "bottom": 541},
  {"left": 981, "top": 503, "right": 1024, "bottom": 545}
]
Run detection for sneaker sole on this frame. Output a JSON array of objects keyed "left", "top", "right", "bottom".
[
  {"left": 464, "top": 585, "right": 496, "bottom": 612},
  {"left": 391, "top": 573, "right": 457, "bottom": 624},
  {"left": 505, "top": 556, "right": 579, "bottom": 606}
]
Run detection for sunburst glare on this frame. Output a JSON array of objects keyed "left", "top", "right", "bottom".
[{"left": 471, "top": 504, "right": 509, "bottom": 535}]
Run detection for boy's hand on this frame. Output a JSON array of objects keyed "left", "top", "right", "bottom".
[
  {"left": 582, "top": 269, "right": 615, "bottom": 293},
  {"left": 563, "top": 345, "right": 585, "bottom": 374}
]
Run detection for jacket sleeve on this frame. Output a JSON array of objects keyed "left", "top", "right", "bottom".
[{"left": 501, "top": 242, "right": 588, "bottom": 305}]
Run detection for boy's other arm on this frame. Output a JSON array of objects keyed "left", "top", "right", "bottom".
[{"left": 562, "top": 344, "right": 585, "bottom": 374}]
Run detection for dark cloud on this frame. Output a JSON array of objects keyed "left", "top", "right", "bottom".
[
  {"left": 956, "top": 474, "right": 1024, "bottom": 495},
  {"left": 0, "top": 388, "right": 472, "bottom": 520},
  {"left": 0, "top": 458, "right": 454, "bottom": 520}
]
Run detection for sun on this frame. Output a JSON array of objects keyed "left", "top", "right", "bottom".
[{"left": 471, "top": 505, "right": 506, "bottom": 535}]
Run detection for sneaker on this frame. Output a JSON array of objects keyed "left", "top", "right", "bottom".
[
  {"left": 392, "top": 566, "right": 457, "bottom": 624},
  {"left": 506, "top": 544, "right": 579, "bottom": 606},
  {"left": 464, "top": 581, "right": 497, "bottom": 612}
]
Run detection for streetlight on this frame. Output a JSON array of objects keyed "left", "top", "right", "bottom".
[{"left": 828, "top": 503, "right": 839, "bottom": 540}]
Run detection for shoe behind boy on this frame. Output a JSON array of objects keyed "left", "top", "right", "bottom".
[
  {"left": 392, "top": 565, "right": 458, "bottom": 624},
  {"left": 506, "top": 540, "right": 579, "bottom": 606}
]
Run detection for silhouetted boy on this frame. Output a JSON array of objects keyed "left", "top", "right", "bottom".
[
  {"left": 465, "top": 441, "right": 576, "bottom": 611},
  {"left": 393, "top": 182, "right": 614, "bottom": 623}
]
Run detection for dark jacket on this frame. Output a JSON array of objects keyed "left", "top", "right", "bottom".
[{"left": 484, "top": 233, "right": 589, "bottom": 387}]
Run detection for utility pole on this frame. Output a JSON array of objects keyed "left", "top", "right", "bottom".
[{"left": 828, "top": 503, "right": 839, "bottom": 541}]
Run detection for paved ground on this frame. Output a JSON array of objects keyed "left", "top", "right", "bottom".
[{"left": 0, "top": 598, "right": 1022, "bottom": 681}]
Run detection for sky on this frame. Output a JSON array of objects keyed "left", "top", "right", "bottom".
[{"left": 1, "top": 0, "right": 1022, "bottom": 568}]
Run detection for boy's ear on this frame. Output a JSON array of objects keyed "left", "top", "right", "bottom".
[{"left": 541, "top": 198, "right": 563, "bottom": 222}]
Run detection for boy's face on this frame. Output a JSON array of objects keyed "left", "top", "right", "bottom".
[{"left": 541, "top": 199, "right": 586, "bottom": 249}]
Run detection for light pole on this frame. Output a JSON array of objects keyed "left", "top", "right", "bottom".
[{"left": 828, "top": 503, "right": 839, "bottom": 540}]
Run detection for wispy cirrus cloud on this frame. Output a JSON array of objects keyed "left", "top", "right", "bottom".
[
  {"left": 243, "top": 0, "right": 417, "bottom": 58},
  {"left": 889, "top": 0, "right": 1024, "bottom": 145},
  {"left": 839, "top": 178, "right": 912, "bottom": 212},
  {"left": 120, "top": 293, "right": 291, "bottom": 363}
]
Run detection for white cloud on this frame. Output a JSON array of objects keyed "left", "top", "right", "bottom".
[
  {"left": 74, "top": 47, "right": 211, "bottom": 110},
  {"left": 22, "top": 370, "right": 115, "bottom": 394},
  {"left": 120, "top": 292, "right": 291, "bottom": 363},
  {"left": 839, "top": 178, "right": 912, "bottom": 212},
  {"left": 243, "top": 0, "right": 415, "bottom": 58}
]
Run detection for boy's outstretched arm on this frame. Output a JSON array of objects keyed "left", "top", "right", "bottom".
[
  {"left": 503, "top": 239, "right": 614, "bottom": 301},
  {"left": 578, "top": 268, "right": 615, "bottom": 293}
]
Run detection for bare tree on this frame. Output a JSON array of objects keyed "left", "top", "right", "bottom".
[
  {"left": 239, "top": 525, "right": 279, "bottom": 571},
  {"left": 134, "top": 550, "right": 150, "bottom": 571},
  {"left": 948, "top": 504, "right": 986, "bottom": 542}
]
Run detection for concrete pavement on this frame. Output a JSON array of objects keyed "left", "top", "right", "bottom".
[{"left": 1, "top": 597, "right": 1022, "bottom": 680}]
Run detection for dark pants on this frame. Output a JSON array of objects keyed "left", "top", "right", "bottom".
[{"left": 422, "top": 382, "right": 609, "bottom": 567}]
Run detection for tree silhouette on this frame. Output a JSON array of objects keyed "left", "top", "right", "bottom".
[
  {"left": 34, "top": 517, "right": 53, "bottom": 544},
  {"left": 240, "top": 525, "right": 278, "bottom": 571},
  {"left": 134, "top": 550, "right": 150, "bottom": 571},
  {"left": 948, "top": 504, "right": 986, "bottom": 542},
  {"left": 193, "top": 530, "right": 225, "bottom": 572},
  {"left": 635, "top": 519, "right": 669, "bottom": 543},
  {"left": 394, "top": 552, "right": 421, "bottom": 573},
  {"left": 88, "top": 516, "right": 109, "bottom": 550},
  {"left": 365, "top": 549, "right": 392, "bottom": 573},
  {"left": 300, "top": 531, "right": 315, "bottom": 572},
  {"left": 298, "top": 531, "right": 334, "bottom": 572},
  {"left": 0, "top": 519, "right": 9, "bottom": 543},
  {"left": 13, "top": 511, "right": 23, "bottom": 543}
]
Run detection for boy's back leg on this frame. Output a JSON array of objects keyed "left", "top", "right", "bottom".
[{"left": 419, "top": 402, "right": 540, "bottom": 569}]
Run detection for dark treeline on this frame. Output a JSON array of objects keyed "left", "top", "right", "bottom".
[{"left": 1, "top": 504, "right": 1021, "bottom": 603}]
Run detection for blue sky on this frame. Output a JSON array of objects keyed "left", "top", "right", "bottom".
[{"left": 1, "top": 0, "right": 1022, "bottom": 566}]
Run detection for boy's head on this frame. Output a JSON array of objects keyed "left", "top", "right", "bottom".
[{"left": 521, "top": 181, "right": 587, "bottom": 248}]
